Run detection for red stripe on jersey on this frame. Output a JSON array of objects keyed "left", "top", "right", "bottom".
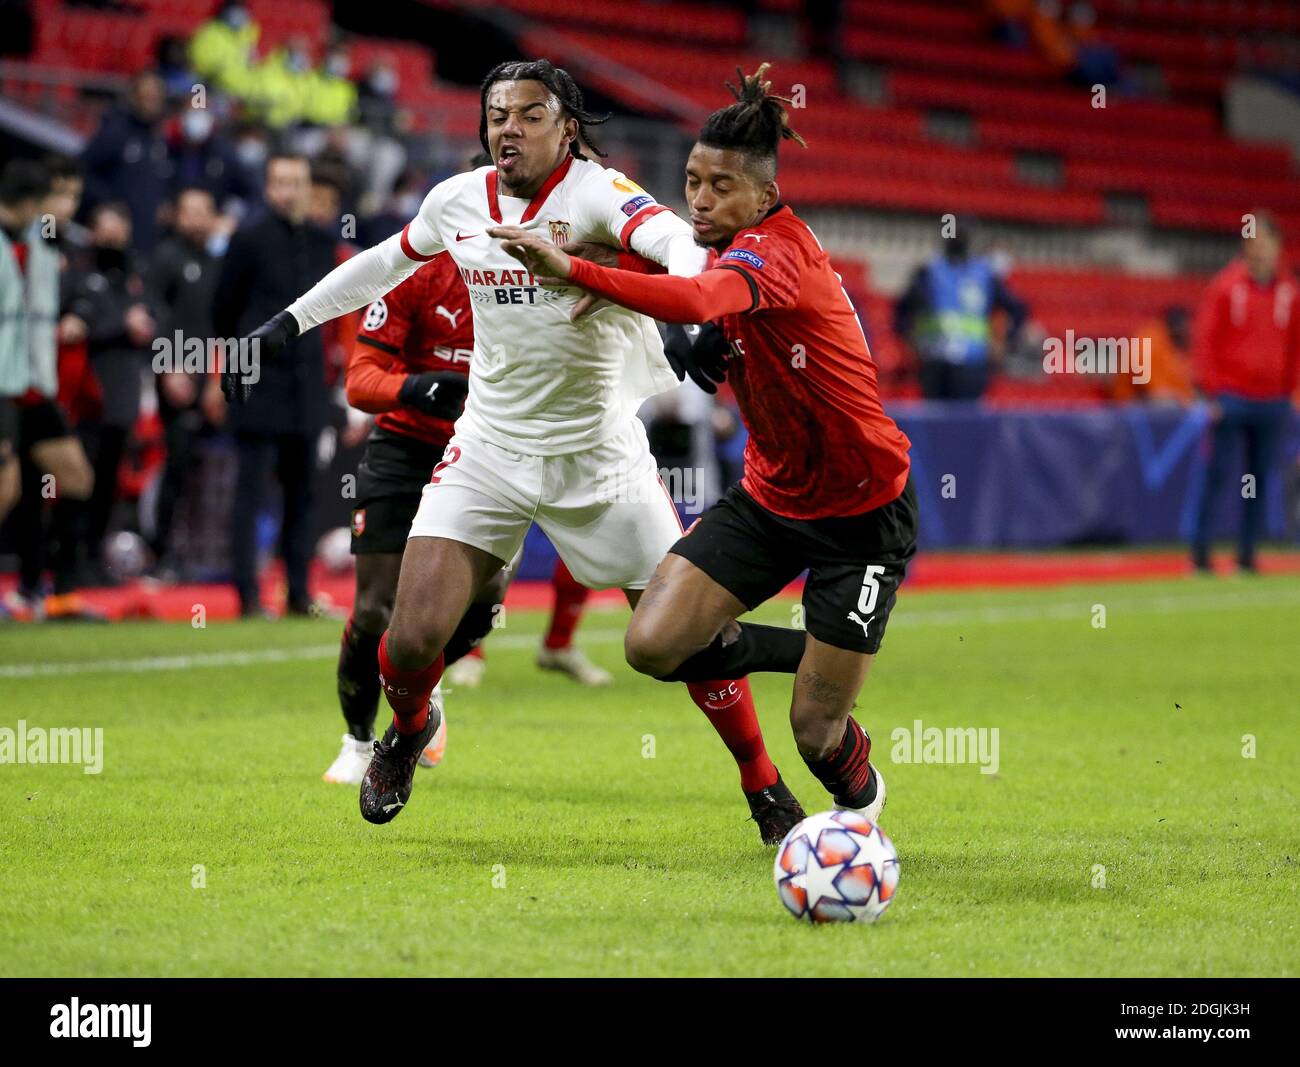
[
  {"left": 521, "top": 155, "right": 574, "bottom": 223},
  {"left": 400, "top": 222, "right": 438, "bottom": 262},
  {"left": 485, "top": 155, "right": 575, "bottom": 225},
  {"left": 485, "top": 169, "right": 503, "bottom": 223},
  {"left": 619, "top": 204, "right": 670, "bottom": 250}
]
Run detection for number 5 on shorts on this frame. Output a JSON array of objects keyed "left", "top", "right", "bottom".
[{"left": 858, "top": 564, "right": 885, "bottom": 615}]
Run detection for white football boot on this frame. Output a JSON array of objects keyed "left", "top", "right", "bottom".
[
  {"left": 322, "top": 734, "right": 373, "bottom": 785},
  {"left": 536, "top": 644, "right": 613, "bottom": 686},
  {"left": 445, "top": 652, "right": 486, "bottom": 688},
  {"left": 418, "top": 683, "right": 447, "bottom": 768}
]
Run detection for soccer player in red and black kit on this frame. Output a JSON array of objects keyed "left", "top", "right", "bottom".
[{"left": 494, "top": 66, "right": 917, "bottom": 823}]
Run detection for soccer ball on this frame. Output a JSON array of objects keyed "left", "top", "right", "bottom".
[{"left": 773, "top": 810, "right": 899, "bottom": 923}]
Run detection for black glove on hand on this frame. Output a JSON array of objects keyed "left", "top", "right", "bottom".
[
  {"left": 398, "top": 371, "right": 470, "bottom": 420},
  {"left": 223, "top": 309, "right": 299, "bottom": 403},
  {"left": 663, "top": 322, "right": 731, "bottom": 394}
]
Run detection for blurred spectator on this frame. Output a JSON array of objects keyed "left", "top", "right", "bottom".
[
  {"left": 351, "top": 60, "right": 409, "bottom": 211},
  {"left": 81, "top": 71, "right": 171, "bottom": 251},
  {"left": 156, "top": 35, "right": 197, "bottom": 99},
  {"left": 168, "top": 100, "right": 258, "bottom": 219},
  {"left": 62, "top": 202, "right": 157, "bottom": 583},
  {"left": 308, "top": 160, "right": 364, "bottom": 384},
  {"left": 1190, "top": 213, "right": 1300, "bottom": 573},
  {"left": 1112, "top": 306, "right": 1194, "bottom": 404},
  {"left": 894, "top": 231, "right": 1028, "bottom": 401},
  {"left": 146, "top": 186, "right": 226, "bottom": 577},
  {"left": 189, "top": 1, "right": 259, "bottom": 99},
  {"left": 356, "top": 59, "right": 401, "bottom": 136},
  {"left": 255, "top": 35, "right": 315, "bottom": 129},
  {"left": 0, "top": 159, "right": 96, "bottom": 618},
  {"left": 304, "top": 45, "right": 358, "bottom": 128},
  {"left": 212, "top": 153, "right": 337, "bottom": 617},
  {"left": 358, "top": 166, "right": 427, "bottom": 246},
  {"left": 40, "top": 154, "right": 91, "bottom": 271}
]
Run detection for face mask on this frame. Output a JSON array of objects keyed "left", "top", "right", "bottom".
[
  {"left": 236, "top": 138, "right": 267, "bottom": 169},
  {"left": 94, "top": 246, "right": 127, "bottom": 271},
  {"left": 206, "top": 231, "right": 230, "bottom": 258},
  {"left": 370, "top": 70, "right": 398, "bottom": 96},
  {"left": 182, "top": 109, "right": 214, "bottom": 143},
  {"left": 327, "top": 56, "right": 349, "bottom": 78},
  {"left": 223, "top": 6, "right": 249, "bottom": 29}
]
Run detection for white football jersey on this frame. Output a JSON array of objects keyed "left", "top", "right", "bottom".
[{"left": 394, "top": 156, "right": 704, "bottom": 455}]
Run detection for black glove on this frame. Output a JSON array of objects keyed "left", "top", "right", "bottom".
[
  {"left": 663, "top": 322, "right": 731, "bottom": 394},
  {"left": 398, "top": 371, "right": 469, "bottom": 420},
  {"left": 223, "top": 309, "right": 299, "bottom": 403}
]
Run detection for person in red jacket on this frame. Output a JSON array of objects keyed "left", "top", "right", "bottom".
[
  {"left": 492, "top": 65, "right": 916, "bottom": 827},
  {"left": 1190, "top": 212, "right": 1300, "bottom": 572}
]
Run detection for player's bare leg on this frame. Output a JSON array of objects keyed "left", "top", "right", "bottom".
[
  {"left": 624, "top": 573, "right": 805, "bottom": 845},
  {"left": 791, "top": 636, "right": 884, "bottom": 823},
  {"left": 625, "top": 552, "right": 805, "bottom": 681},
  {"left": 29, "top": 435, "right": 94, "bottom": 501},
  {"left": 361, "top": 536, "right": 504, "bottom": 823}
]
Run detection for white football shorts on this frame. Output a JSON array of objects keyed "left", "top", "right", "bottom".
[{"left": 407, "top": 418, "right": 683, "bottom": 590}]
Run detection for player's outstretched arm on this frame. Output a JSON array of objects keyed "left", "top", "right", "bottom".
[
  {"left": 225, "top": 190, "right": 446, "bottom": 401},
  {"left": 491, "top": 227, "right": 751, "bottom": 322}
]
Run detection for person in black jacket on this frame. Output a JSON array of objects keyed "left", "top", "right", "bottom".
[
  {"left": 62, "top": 202, "right": 157, "bottom": 581},
  {"left": 81, "top": 72, "right": 171, "bottom": 253},
  {"left": 147, "top": 186, "right": 226, "bottom": 576},
  {"left": 212, "top": 153, "right": 336, "bottom": 617}
]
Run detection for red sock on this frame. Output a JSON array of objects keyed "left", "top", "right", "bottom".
[
  {"left": 544, "top": 559, "right": 589, "bottom": 651},
  {"left": 377, "top": 631, "right": 443, "bottom": 735},
  {"left": 686, "top": 677, "right": 778, "bottom": 793}
]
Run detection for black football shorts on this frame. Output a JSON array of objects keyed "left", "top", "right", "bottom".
[
  {"left": 350, "top": 428, "right": 448, "bottom": 555},
  {"left": 670, "top": 477, "right": 918, "bottom": 654}
]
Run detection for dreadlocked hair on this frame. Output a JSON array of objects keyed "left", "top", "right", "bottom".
[
  {"left": 698, "top": 63, "right": 806, "bottom": 179},
  {"left": 478, "top": 59, "right": 610, "bottom": 161}
]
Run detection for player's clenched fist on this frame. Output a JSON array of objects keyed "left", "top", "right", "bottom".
[
  {"left": 398, "top": 371, "right": 469, "bottom": 420},
  {"left": 489, "top": 225, "right": 572, "bottom": 284}
]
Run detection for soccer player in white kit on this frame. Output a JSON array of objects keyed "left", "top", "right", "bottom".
[{"left": 234, "top": 61, "right": 809, "bottom": 841}]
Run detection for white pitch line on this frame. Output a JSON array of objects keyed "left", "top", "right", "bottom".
[{"left": 1, "top": 584, "right": 1296, "bottom": 679}]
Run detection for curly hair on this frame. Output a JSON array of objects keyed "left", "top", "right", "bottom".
[
  {"left": 478, "top": 59, "right": 610, "bottom": 160},
  {"left": 698, "top": 63, "right": 806, "bottom": 180}
]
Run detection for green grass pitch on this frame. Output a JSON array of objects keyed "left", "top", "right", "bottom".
[{"left": 1, "top": 574, "right": 1296, "bottom": 977}]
